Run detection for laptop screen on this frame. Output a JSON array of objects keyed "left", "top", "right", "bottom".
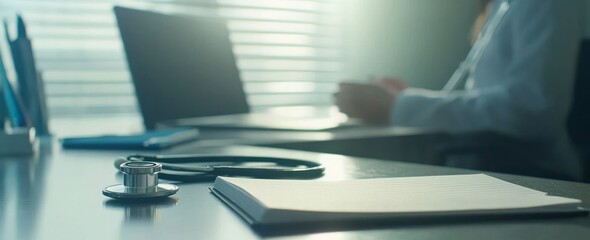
[{"left": 115, "top": 7, "right": 249, "bottom": 129}]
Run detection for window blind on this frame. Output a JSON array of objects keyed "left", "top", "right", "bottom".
[{"left": 0, "top": 0, "right": 344, "bottom": 134}]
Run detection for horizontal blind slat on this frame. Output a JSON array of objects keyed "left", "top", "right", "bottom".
[{"left": 0, "top": 0, "right": 344, "bottom": 129}]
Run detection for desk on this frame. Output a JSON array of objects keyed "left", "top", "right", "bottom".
[
  {"left": 51, "top": 115, "right": 440, "bottom": 164},
  {"left": 177, "top": 126, "right": 440, "bottom": 165},
  {"left": 1, "top": 140, "right": 589, "bottom": 240}
]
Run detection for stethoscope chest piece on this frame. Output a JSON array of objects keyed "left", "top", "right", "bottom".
[{"left": 103, "top": 161, "right": 179, "bottom": 200}]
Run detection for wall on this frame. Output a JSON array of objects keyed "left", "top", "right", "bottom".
[
  {"left": 343, "top": 0, "right": 479, "bottom": 89},
  {"left": 343, "top": 0, "right": 590, "bottom": 89}
]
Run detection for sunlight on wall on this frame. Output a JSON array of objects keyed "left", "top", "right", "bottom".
[{"left": 343, "top": 0, "right": 479, "bottom": 89}]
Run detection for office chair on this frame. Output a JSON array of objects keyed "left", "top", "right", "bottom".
[
  {"left": 434, "top": 39, "right": 590, "bottom": 182},
  {"left": 568, "top": 39, "right": 590, "bottom": 182}
]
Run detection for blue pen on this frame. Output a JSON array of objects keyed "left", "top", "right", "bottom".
[{"left": 16, "top": 15, "right": 27, "bottom": 38}]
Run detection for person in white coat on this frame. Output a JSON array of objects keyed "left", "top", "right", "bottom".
[{"left": 335, "top": 0, "right": 584, "bottom": 180}]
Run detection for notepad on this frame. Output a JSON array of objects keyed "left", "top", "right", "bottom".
[{"left": 210, "top": 174, "right": 586, "bottom": 226}]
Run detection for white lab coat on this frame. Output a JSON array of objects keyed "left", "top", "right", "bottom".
[{"left": 391, "top": 0, "right": 583, "bottom": 179}]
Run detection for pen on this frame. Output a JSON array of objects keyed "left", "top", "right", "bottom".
[{"left": 16, "top": 15, "right": 27, "bottom": 38}]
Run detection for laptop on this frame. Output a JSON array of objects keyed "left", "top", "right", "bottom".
[{"left": 114, "top": 7, "right": 354, "bottom": 131}]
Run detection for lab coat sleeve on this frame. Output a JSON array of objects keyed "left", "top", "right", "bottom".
[{"left": 391, "top": 0, "right": 581, "bottom": 140}]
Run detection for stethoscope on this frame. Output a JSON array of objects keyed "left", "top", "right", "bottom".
[
  {"left": 103, "top": 154, "right": 325, "bottom": 200},
  {"left": 442, "top": 0, "right": 511, "bottom": 93}
]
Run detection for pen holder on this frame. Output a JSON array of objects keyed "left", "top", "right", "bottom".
[{"left": 0, "top": 127, "right": 35, "bottom": 156}]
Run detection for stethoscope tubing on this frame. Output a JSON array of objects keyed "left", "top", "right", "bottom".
[{"left": 120, "top": 154, "right": 326, "bottom": 181}]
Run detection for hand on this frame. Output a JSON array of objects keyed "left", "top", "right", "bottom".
[
  {"left": 334, "top": 77, "right": 407, "bottom": 124},
  {"left": 375, "top": 77, "right": 407, "bottom": 95}
]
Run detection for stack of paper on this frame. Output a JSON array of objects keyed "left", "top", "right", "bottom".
[{"left": 210, "top": 174, "right": 585, "bottom": 226}]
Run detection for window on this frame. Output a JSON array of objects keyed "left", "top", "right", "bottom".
[{"left": 0, "top": 0, "right": 344, "bottom": 135}]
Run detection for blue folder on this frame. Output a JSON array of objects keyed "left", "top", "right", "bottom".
[{"left": 60, "top": 128, "right": 199, "bottom": 150}]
